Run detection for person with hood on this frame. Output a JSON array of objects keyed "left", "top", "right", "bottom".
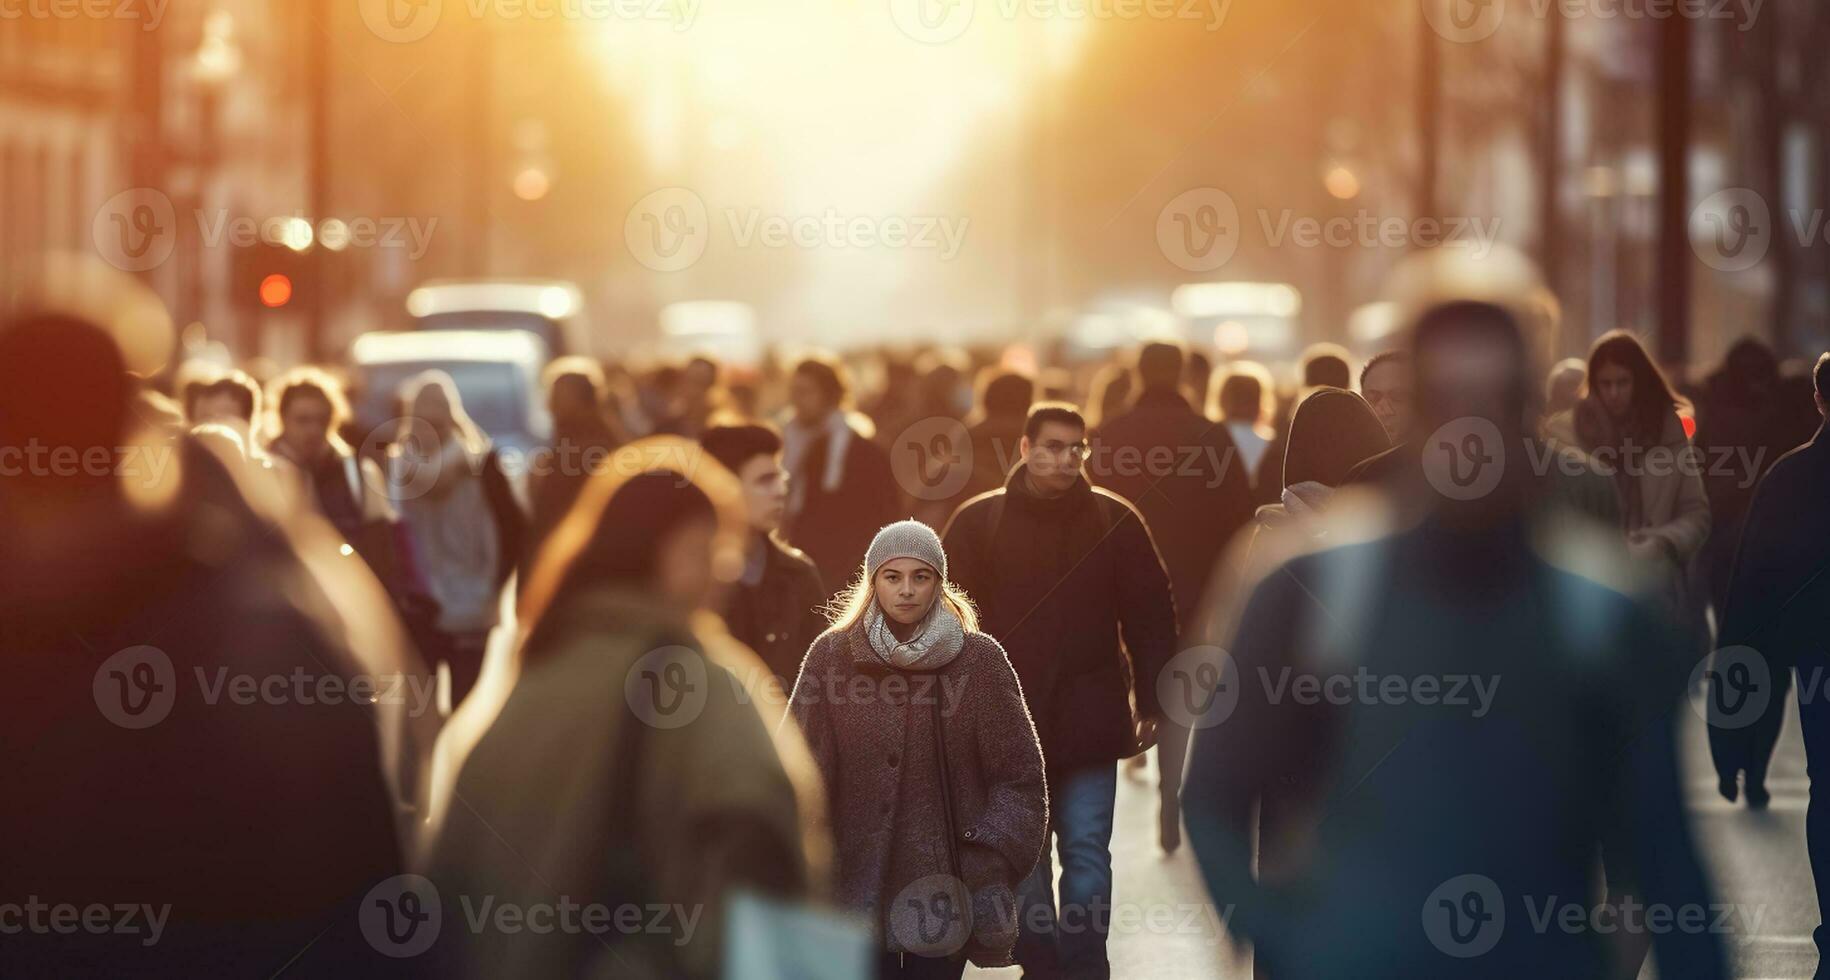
[
  {"left": 0, "top": 314, "right": 410, "bottom": 975},
  {"left": 701, "top": 422, "right": 828, "bottom": 688},
  {"left": 1183, "top": 300, "right": 1726, "bottom": 980},
  {"left": 942, "top": 402, "right": 1178, "bottom": 980},
  {"left": 1091, "top": 341, "right": 1255, "bottom": 853},
  {"left": 387, "top": 370, "right": 525, "bottom": 706},
  {"left": 1240, "top": 387, "right": 1389, "bottom": 583},
  {"left": 787, "top": 520, "right": 1047, "bottom": 978},
  {"left": 428, "top": 443, "right": 829, "bottom": 980},
  {"left": 782, "top": 354, "right": 900, "bottom": 593},
  {"left": 1543, "top": 331, "right": 1711, "bottom": 655}
]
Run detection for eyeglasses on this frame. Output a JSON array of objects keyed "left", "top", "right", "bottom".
[{"left": 1036, "top": 440, "right": 1089, "bottom": 460}]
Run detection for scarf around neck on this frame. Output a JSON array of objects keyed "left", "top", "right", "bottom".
[{"left": 864, "top": 600, "right": 965, "bottom": 671}]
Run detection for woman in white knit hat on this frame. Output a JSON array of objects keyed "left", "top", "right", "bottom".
[{"left": 786, "top": 519, "right": 1047, "bottom": 979}]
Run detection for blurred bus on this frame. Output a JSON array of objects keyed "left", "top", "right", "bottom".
[{"left": 405, "top": 279, "right": 589, "bottom": 358}]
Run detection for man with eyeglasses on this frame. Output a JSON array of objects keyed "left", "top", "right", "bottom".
[
  {"left": 942, "top": 402, "right": 1178, "bottom": 980},
  {"left": 1358, "top": 348, "right": 1414, "bottom": 445}
]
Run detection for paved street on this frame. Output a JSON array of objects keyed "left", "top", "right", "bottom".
[{"left": 973, "top": 700, "right": 1821, "bottom": 979}]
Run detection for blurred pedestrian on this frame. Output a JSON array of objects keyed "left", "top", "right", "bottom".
[
  {"left": 529, "top": 355, "right": 622, "bottom": 549},
  {"left": 1240, "top": 387, "right": 1389, "bottom": 583},
  {"left": 1084, "top": 360, "right": 1132, "bottom": 430},
  {"left": 1708, "top": 353, "right": 1830, "bottom": 821},
  {"left": 1092, "top": 341, "right": 1254, "bottom": 853},
  {"left": 1545, "top": 356, "right": 1587, "bottom": 418},
  {"left": 657, "top": 354, "right": 734, "bottom": 438},
  {"left": 1358, "top": 349, "right": 1412, "bottom": 445},
  {"left": 186, "top": 368, "right": 264, "bottom": 447},
  {"left": 788, "top": 520, "right": 1047, "bottom": 978},
  {"left": 1691, "top": 339, "right": 1786, "bottom": 623},
  {"left": 942, "top": 402, "right": 1177, "bottom": 980},
  {"left": 1183, "top": 300, "right": 1726, "bottom": 980},
  {"left": 1212, "top": 360, "right": 1279, "bottom": 505},
  {"left": 0, "top": 313, "right": 410, "bottom": 975},
  {"left": 702, "top": 422, "right": 827, "bottom": 688},
  {"left": 429, "top": 451, "right": 829, "bottom": 980},
  {"left": 1544, "top": 331, "right": 1711, "bottom": 655},
  {"left": 962, "top": 367, "right": 1034, "bottom": 501},
  {"left": 1298, "top": 342, "right": 1353, "bottom": 393},
  {"left": 782, "top": 354, "right": 900, "bottom": 592},
  {"left": 387, "top": 370, "right": 525, "bottom": 707}
]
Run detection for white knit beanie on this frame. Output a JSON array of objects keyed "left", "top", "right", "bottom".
[{"left": 865, "top": 519, "right": 948, "bottom": 581}]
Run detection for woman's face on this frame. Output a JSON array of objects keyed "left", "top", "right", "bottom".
[
  {"left": 655, "top": 518, "right": 717, "bottom": 608},
  {"left": 873, "top": 557, "right": 939, "bottom": 626},
  {"left": 1594, "top": 362, "right": 1634, "bottom": 421}
]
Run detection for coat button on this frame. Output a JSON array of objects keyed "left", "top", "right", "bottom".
[
  {"left": 765, "top": 632, "right": 778, "bottom": 642},
  {"left": 963, "top": 828, "right": 977, "bottom": 841}
]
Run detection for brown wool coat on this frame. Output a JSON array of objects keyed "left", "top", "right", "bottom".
[{"left": 785, "top": 618, "right": 1048, "bottom": 965}]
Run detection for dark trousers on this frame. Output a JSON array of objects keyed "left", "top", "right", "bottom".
[
  {"left": 877, "top": 949, "right": 966, "bottom": 980},
  {"left": 1796, "top": 650, "right": 1830, "bottom": 975}
]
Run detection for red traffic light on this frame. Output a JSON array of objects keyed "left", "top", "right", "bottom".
[{"left": 259, "top": 273, "right": 293, "bottom": 308}]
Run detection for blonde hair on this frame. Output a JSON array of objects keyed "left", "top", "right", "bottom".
[{"left": 824, "top": 566, "right": 980, "bottom": 634}]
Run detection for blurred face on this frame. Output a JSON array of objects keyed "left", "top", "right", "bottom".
[
  {"left": 656, "top": 518, "right": 717, "bottom": 608},
  {"left": 413, "top": 384, "right": 455, "bottom": 439},
  {"left": 549, "top": 377, "right": 597, "bottom": 425},
  {"left": 873, "top": 557, "right": 940, "bottom": 626},
  {"left": 1360, "top": 360, "right": 1413, "bottom": 442},
  {"left": 278, "top": 392, "right": 333, "bottom": 461},
  {"left": 193, "top": 391, "right": 248, "bottom": 429},
  {"left": 736, "top": 452, "right": 788, "bottom": 534},
  {"left": 1020, "top": 419, "right": 1087, "bottom": 494},
  {"left": 788, "top": 372, "right": 833, "bottom": 425},
  {"left": 1594, "top": 362, "right": 1634, "bottom": 421}
]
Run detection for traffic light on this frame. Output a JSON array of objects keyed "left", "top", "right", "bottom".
[{"left": 232, "top": 239, "right": 306, "bottom": 315}]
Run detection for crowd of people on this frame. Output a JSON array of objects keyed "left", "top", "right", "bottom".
[{"left": 4, "top": 273, "right": 1830, "bottom": 979}]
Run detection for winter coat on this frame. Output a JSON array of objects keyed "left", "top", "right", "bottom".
[
  {"left": 1545, "top": 408, "right": 1711, "bottom": 651},
  {"left": 722, "top": 534, "right": 829, "bottom": 687},
  {"left": 1092, "top": 387, "right": 1256, "bottom": 632},
  {"left": 787, "top": 618, "right": 1047, "bottom": 966},
  {"left": 784, "top": 420, "right": 901, "bottom": 591},
  {"left": 941, "top": 463, "right": 1178, "bottom": 774},
  {"left": 429, "top": 587, "right": 829, "bottom": 980}
]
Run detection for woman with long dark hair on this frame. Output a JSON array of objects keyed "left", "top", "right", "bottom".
[
  {"left": 788, "top": 520, "right": 1047, "bottom": 979},
  {"left": 1544, "top": 331, "right": 1711, "bottom": 653}
]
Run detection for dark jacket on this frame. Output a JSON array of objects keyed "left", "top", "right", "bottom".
[
  {"left": 942, "top": 464, "right": 1178, "bottom": 774},
  {"left": 1345, "top": 436, "right": 1623, "bottom": 529},
  {"left": 723, "top": 534, "right": 828, "bottom": 686},
  {"left": 0, "top": 441, "right": 406, "bottom": 977},
  {"left": 528, "top": 417, "right": 620, "bottom": 551},
  {"left": 1183, "top": 518, "right": 1727, "bottom": 980},
  {"left": 787, "top": 619, "right": 1047, "bottom": 965},
  {"left": 1092, "top": 387, "right": 1256, "bottom": 633},
  {"left": 429, "top": 587, "right": 827, "bottom": 980},
  {"left": 1716, "top": 423, "right": 1830, "bottom": 665},
  {"left": 786, "top": 426, "right": 901, "bottom": 591}
]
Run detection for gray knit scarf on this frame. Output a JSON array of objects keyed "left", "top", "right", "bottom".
[{"left": 864, "top": 600, "right": 966, "bottom": 671}]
